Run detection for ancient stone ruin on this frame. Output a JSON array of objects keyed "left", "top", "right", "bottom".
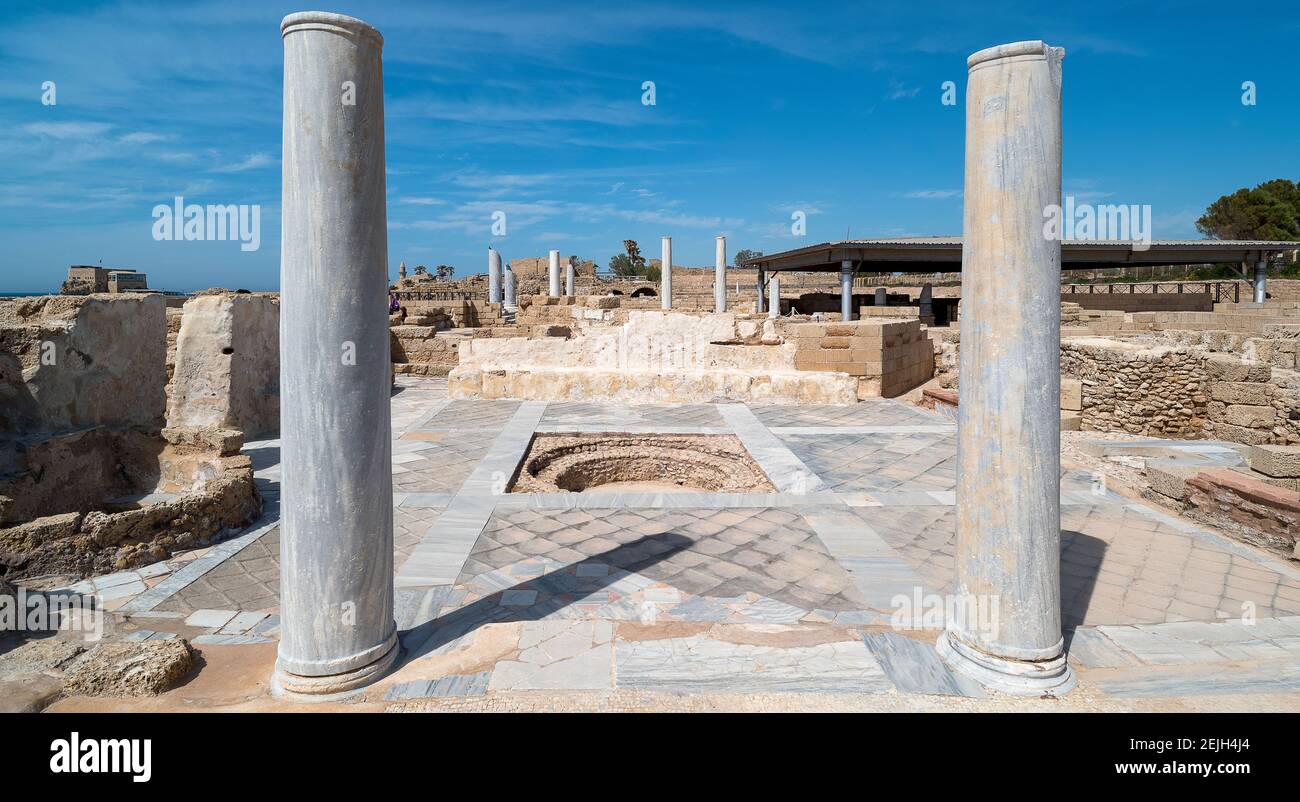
[{"left": 0, "top": 291, "right": 275, "bottom": 581}]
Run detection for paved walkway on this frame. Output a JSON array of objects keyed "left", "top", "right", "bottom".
[{"left": 74, "top": 377, "right": 1300, "bottom": 707}]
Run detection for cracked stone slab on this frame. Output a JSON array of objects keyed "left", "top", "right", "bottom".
[
  {"left": 860, "top": 631, "right": 984, "bottom": 697},
  {"left": 488, "top": 620, "right": 613, "bottom": 690},
  {"left": 615, "top": 633, "right": 893, "bottom": 694}
]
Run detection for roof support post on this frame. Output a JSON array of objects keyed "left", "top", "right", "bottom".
[
  {"left": 840, "top": 260, "right": 854, "bottom": 321},
  {"left": 1254, "top": 259, "right": 1268, "bottom": 304}
]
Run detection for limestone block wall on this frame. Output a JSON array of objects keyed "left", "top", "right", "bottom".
[
  {"left": 1202, "top": 355, "right": 1281, "bottom": 445},
  {"left": 788, "top": 319, "right": 933, "bottom": 398},
  {"left": 390, "top": 327, "right": 468, "bottom": 376},
  {"left": 0, "top": 294, "right": 166, "bottom": 434},
  {"left": 166, "top": 294, "right": 279, "bottom": 437},
  {"left": 1059, "top": 338, "right": 1209, "bottom": 437},
  {"left": 450, "top": 311, "right": 857, "bottom": 404}
]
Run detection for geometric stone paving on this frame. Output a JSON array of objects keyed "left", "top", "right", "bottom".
[
  {"left": 75, "top": 378, "right": 1300, "bottom": 703},
  {"left": 156, "top": 528, "right": 281, "bottom": 613},
  {"left": 392, "top": 430, "right": 493, "bottom": 494},
  {"left": 782, "top": 432, "right": 957, "bottom": 493},
  {"left": 859, "top": 503, "right": 1300, "bottom": 628}
]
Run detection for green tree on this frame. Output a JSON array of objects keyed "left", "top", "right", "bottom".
[
  {"left": 1196, "top": 179, "right": 1300, "bottom": 241},
  {"left": 609, "top": 253, "right": 636, "bottom": 276},
  {"left": 734, "top": 248, "right": 763, "bottom": 266}
]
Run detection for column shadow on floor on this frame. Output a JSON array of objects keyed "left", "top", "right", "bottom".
[
  {"left": 1060, "top": 528, "right": 1105, "bottom": 647},
  {"left": 398, "top": 532, "right": 692, "bottom": 662}
]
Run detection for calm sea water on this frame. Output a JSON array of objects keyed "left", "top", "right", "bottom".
[{"left": 0, "top": 292, "right": 50, "bottom": 297}]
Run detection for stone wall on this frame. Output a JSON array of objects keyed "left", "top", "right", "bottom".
[
  {"left": 1061, "top": 292, "right": 1213, "bottom": 313},
  {"left": 1, "top": 294, "right": 166, "bottom": 434},
  {"left": 1059, "top": 338, "right": 1208, "bottom": 437},
  {"left": 450, "top": 311, "right": 857, "bottom": 404},
  {"left": 0, "top": 428, "right": 259, "bottom": 578},
  {"left": 166, "top": 294, "right": 279, "bottom": 437},
  {"left": 787, "top": 319, "right": 933, "bottom": 398}
]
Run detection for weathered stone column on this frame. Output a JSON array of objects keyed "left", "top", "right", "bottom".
[
  {"left": 715, "top": 236, "right": 727, "bottom": 312},
  {"left": 661, "top": 236, "right": 673, "bottom": 310},
  {"left": 487, "top": 247, "right": 502, "bottom": 304},
  {"left": 756, "top": 267, "right": 766, "bottom": 313},
  {"left": 874, "top": 287, "right": 887, "bottom": 307},
  {"left": 840, "top": 261, "right": 854, "bottom": 320},
  {"left": 937, "top": 40, "right": 1074, "bottom": 696},
  {"left": 276, "top": 10, "right": 397, "bottom": 698},
  {"left": 1254, "top": 259, "right": 1268, "bottom": 303},
  {"left": 565, "top": 257, "right": 575, "bottom": 297},
  {"left": 504, "top": 267, "right": 517, "bottom": 306},
  {"left": 768, "top": 276, "right": 780, "bottom": 318},
  {"left": 919, "top": 283, "right": 934, "bottom": 325},
  {"left": 547, "top": 250, "right": 561, "bottom": 298}
]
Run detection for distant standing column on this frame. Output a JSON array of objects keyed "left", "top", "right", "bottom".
[
  {"left": 547, "top": 250, "right": 561, "bottom": 298},
  {"left": 565, "top": 257, "right": 575, "bottom": 297},
  {"left": 768, "top": 275, "right": 780, "bottom": 318},
  {"left": 487, "top": 247, "right": 502, "bottom": 304},
  {"left": 937, "top": 40, "right": 1074, "bottom": 696},
  {"left": 504, "top": 267, "right": 517, "bottom": 306},
  {"left": 756, "top": 267, "right": 766, "bottom": 314},
  {"left": 840, "top": 261, "right": 854, "bottom": 321},
  {"left": 1254, "top": 259, "right": 1268, "bottom": 303},
  {"left": 874, "top": 287, "right": 887, "bottom": 307},
  {"left": 661, "top": 236, "right": 673, "bottom": 310},
  {"left": 276, "top": 11, "right": 397, "bottom": 698},
  {"left": 714, "top": 236, "right": 727, "bottom": 312}
]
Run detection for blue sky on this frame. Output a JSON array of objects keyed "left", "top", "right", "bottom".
[{"left": 1, "top": 0, "right": 1297, "bottom": 292}]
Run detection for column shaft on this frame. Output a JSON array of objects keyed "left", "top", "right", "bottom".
[
  {"left": 756, "top": 268, "right": 765, "bottom": 313},
  {"left": 277, "top": 10, "right": 397, "bottom": 697},
  {"left": 768, "top": 276, "right": 780, "bottom": 318},
  {"left": 1254, "top": 260, "right": 1267, "bottom": 303},
  {"left": 488, "top": 248, "right": 502, "bottom": 304},
  {"left": 504, "top": 268, "right": 517, "bottom": 306},
  {"left": 565, "top": 258, "right": 575, "bottom": 297},
  {"left": 547, "top": 250, "right": 561, "bottom": 298},
  {"left": 715, "top": 236, "right": 727, "bottom": 312},
  {"left": 840, "top": 261, "right": 854, "bottom": 320},
  {"left": 660, "top": 237, "right": 673, "bottom": 310},
  {"left": 939, "top": 40, "right": 1074, "bottom": 695}
]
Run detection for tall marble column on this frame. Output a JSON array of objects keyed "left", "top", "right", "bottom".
[
  {"left": 768, "top": 275, "right": 780, "bottom": 318},
  {"left": 660, "top": 236, "right": 673, "bottom": 310},
  {"left": 276, "top": 10, "right": 397, "bottom": 698},
  {"left": 756, "top": 268, "right": 766, "bottom": 314},
  {"left": 937, "top": 40, "right": 1074, "bottom": 696},
  {"left": 547, "top": 250, "right": 561, "bottom": 298},
  {"left": 487, "top": 247, "right": 502, "bottom": 304},
  {"left": 565, "top": 257, "right": 575, "bottom": 297},
  {"left": 840, "top": 261, "right": 854, "bottom": 321},
  {"left": 714, "top": 236, "right": 727, "bottom": 312},
  {"left": 1254, "top": 259, "right": 1268, "bottom": 303},
  {"left": 504, "top": 267, "right": 517, "bottom": 306}
]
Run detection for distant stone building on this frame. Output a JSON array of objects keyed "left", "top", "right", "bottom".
[{"left": 59, "top": 266, "right": 149, "bottom": 295}]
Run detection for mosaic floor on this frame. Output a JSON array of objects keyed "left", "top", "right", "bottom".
[{"left": 62, "top": 377, "right": 1300, "bottom": 705}]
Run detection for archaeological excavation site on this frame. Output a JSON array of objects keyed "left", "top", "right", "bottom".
[{"left": 2, "top": 9, "right": 1299, "bottom": 733}]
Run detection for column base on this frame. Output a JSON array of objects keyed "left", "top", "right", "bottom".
[
  {"left": 271, "top": 631, "right": 400, "bottom": 702},
  {"left": 937, "top": 628, "right": 1076, "bottom": 697}
]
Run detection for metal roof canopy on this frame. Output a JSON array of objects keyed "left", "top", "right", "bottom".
[{"left": 741, "top": 237, "right": 1296, "bottom": 272}]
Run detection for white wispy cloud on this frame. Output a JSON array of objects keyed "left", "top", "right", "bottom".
[
  {"left": 212, "top": 152, "right": 274, "bottom": 173},
  {"left": 904, "top": 190, "right": 961, "bottom": 199},
  {"left": 23, "top": 121, "right": 112, "bottom": 140},
  {"left": 119, "top": 131, "right": 171, "bottom": 144}
]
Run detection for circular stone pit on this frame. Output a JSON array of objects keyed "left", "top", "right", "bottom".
[{"left": 511, "top": 433, "right": 775, "bottom": 494}]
